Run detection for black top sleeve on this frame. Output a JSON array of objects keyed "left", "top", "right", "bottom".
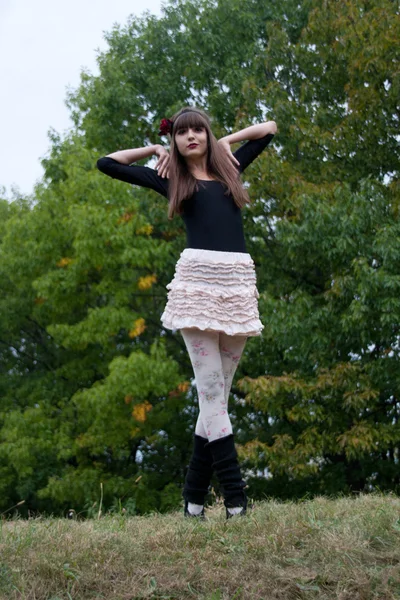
[
  {"left": 96, "top": 157, "right": 169, "bottom": 199},
  {"left": 233, "top": 133, "right": 275, "bottom": 173}
]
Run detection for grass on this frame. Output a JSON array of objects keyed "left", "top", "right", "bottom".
[{"left": 0, "top": 492, "right": 400, "bottom": 599}]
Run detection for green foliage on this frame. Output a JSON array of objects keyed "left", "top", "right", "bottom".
[{"left": 0, "top": 0, "right": 399, "bottom": 516}]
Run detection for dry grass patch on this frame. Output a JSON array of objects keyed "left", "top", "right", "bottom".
[{"left": 0, "top": 492, "right": 399, "bottom": 599}]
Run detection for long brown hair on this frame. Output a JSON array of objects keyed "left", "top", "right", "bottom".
[{"left": 166, "top": 107, "right": 250, "bottom": 220}]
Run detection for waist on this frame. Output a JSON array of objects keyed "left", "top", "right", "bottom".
[{"left": 181, "top": 247, "right": 253, "bottom": 264}]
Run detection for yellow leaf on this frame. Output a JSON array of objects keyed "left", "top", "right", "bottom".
[
  {"left": 169, "top": 381, "right": 190, "bottom": 397},
  {"left": 137, "top": 274, "right": 157, "bottom": 290},
  {"left": 177, "top": 381, "right": 190, "bottom": 393},
  {"left": 117, "top": 211, "right": 135, "bottom": 224},
  {"left": 128, "top": 317, "right": 147, "bottom": 338},
  {"left": 56, "top": 257, "right": 73, "bottom": 267},
  {"left": 135, "top": 224, "right": 153, "bottom": 236},
  {"left": 132, "top": 401, "right": 153, "bottom": 423}
]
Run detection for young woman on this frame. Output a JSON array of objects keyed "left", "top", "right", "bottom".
[{"left": 97, "top": 106, "right": 277, "bottom": 520}]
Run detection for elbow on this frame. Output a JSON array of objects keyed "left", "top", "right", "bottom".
[
  {"left": 257, "top": 121, "right": 277, "bottom": 139},
  {"left": 267, "top": 121, "right": 278, "bottom": 135},
  {"left": 96, "top": 157, "right": 109, "bottom": 173}
]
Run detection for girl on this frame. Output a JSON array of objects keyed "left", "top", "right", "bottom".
[{"left": 97, "top": 107, "right": 277, "bottom": 520}]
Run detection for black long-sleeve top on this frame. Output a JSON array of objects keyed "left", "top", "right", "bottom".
[{"left": 96, "top": 133, "right": 274, "bottom": 253}]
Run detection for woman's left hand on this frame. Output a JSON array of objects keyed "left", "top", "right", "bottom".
[{"left": 217, "top": 139, "right": 240, "bottom": 168}]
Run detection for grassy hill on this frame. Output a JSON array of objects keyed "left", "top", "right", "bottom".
[{"left": 1, "top": 492, "right": 399, "bottom": 599}]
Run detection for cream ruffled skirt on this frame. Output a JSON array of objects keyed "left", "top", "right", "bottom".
[{"left": 160, "top": 248, "right": 264, "bottom": 337}]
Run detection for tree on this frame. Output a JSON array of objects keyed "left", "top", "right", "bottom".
[{"left": 1, "top": 0, "right": 399, "bottom": 516}]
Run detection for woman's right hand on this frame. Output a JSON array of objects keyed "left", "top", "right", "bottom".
[{"left": 154, "top": 145, "right": 170, "bottom": 179}]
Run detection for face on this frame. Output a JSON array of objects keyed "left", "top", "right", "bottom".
[{"left": 174, "top": 125, "right": 208, "bottom": 161}]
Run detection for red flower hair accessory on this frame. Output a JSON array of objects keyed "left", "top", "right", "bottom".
[{"left": 158, "top": 118, "right": 173, "bottom": 136}]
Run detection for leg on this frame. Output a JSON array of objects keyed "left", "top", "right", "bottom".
[
  {"left": 180, "top": 328, "right": 233, "bottom": 442},
  {"left": 219, "top": 332, "right": 248, "bottom": 405},
  {"left": 218, "top": 334, "right": 248, "bottom": 515},
  {"left": 192, "top": 332, "right": 247, "bottom": 439},
  {"left": 180, "top": 327, "right": 230, "bottom": 516},
  {"left": 182, "top": 433, "right": 212, "bottom": 518},
  {"left": 205, "top": 432, "right": 248, "bottom": 517},
  {"left": 181, "top": 329, "right": 248, "bottom": 519}
]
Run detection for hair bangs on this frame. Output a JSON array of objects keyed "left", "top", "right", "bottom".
[{"left": 173, "top": 111, "right": 209, "bottom": 133}]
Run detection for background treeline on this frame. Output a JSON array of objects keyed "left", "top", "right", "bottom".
[{"left": 0, "top": 0, "right": 399, "bottom": 518}]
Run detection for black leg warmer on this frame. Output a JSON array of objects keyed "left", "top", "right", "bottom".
[
  {"left": 182, "top": 434, "right": 214, "bottom": 505},
  {"left": 205, "top": 433, "right": 247, "bottom": 511}
]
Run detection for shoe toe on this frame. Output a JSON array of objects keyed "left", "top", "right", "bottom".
[
  {"left": 226, "top": 507, "right": 246, "bottom": 519},
  {"left": 184, "top": 500, "right": 205, "bottom": 519}
]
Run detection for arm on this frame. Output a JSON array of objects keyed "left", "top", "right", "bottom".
[
  {"left": 106, "top": 144, "right": 163, "bottom": 165},
  {"left": 97, "top": 144, "right": 170, "bottom": 198},
  {"left": 218, "top": 121, "right": 277, "bottom": 174},
  {"left": 219, "top": 121, "right": 278, "bottom": 145}
]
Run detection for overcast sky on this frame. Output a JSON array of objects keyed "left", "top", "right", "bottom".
[{"left": 0, "top": 0, "right": 163, "bottom": 198}]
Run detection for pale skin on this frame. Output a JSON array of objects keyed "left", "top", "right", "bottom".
[{"left": 105, "top": 120, "right": 278, "bottom": 179}]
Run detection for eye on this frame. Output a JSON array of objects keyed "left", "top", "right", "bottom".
[
  {"left": 195, "top": 126, "right": 204, "bottom": 132},
  {"left": 177, "top": 128, "right": 186, "bottom": 135}
]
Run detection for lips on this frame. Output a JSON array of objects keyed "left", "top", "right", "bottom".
[{"left": 187, "top": 144, "right": 198, "bottom": 149}]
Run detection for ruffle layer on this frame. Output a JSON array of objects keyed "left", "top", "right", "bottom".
[
  {"left": 172, "top": 269, "right": 257, "bottom": 286},
  {"left": 170, "top": 260, "right": 258, "bottom": 295},
  {"left": 165, "top": 290, "right": 257, "bottom": 311},
  {"left": 169, "top": 265, "right": 256, "bottom": 274},
  {"left": 161, "top": 313, "right": 263, "bottom": 337},
  {"left": 178, "top": 259, "right": 255, "bottom": 273},
  {"left": 166, "top": 281, "right": 259, "bottom": 300}
]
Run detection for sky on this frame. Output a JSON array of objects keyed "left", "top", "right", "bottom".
[{"left": 0, "top": 0, "right": 164, "bottom": 198}]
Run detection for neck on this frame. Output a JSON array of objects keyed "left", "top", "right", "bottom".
[{"left": 186, "top": 156, "right": 209, "bottom": 178}]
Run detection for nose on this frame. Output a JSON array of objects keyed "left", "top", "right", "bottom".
[{"left": 187, "top": 128, "right": 196, "bottom": 140}]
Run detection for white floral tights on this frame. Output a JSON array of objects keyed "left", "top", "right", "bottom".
[{"left": 180, "top": 328, "right": 248, "bottom": 442}]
